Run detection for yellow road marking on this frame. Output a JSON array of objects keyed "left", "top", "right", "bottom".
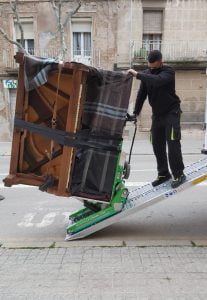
[{"left": 192, "top": 175, "right": 207, "bottom": 185}]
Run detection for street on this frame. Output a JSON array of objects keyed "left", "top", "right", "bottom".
[
  {"left": 0, "top": 137, "right": 207, "bottom": 299},
  {"left": 0, "top": 137, "right": 207, "bottom": 246}
]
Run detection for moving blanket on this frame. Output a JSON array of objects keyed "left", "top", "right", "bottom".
[
  {"left": 24, "top": 55, "right": 59, "bottom": 91},
  {"left": 83, "top": 69, "right": 132, "bottom": 136},
  {"left": 71, "top": 70, "right": 133, "bottom": 202}
]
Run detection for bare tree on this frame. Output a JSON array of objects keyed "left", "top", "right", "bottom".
[
  {"left": 50, "top": 0, "right": 81, "bottom": 60},
  {"left": 0, "top": 0, "right": 82, "bottom": 59},
  {"left": 0, "top": 0, "right": 28, "bottom": 54}
]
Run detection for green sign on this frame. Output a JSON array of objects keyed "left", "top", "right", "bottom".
[{"left": 3, "top": 80, "right": 18, "bottom": 89}]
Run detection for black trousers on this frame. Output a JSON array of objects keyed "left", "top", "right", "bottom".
[{"left": 151, "top": 110, "right": 184, "bottom": 178}]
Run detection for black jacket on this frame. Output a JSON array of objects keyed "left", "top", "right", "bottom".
[{"left": 134, "top": 65, "right": 180, "bottom": 116}]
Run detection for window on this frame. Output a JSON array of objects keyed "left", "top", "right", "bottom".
[
  {"left": 73, "top": 32, "right": 91, "bottom": 57},
  {"left": 14, "top": 18, "right": 34, "bottom": 54},
  {"left": 72, "top": 18, "right": 92, "bottom": 65},
  {"left": 143, "top": 11, "right": 163, "bottom": 52}
]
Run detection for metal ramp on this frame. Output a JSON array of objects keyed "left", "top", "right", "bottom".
[{"left": 66, "top": 158, "right": 207, "bottom": 241}]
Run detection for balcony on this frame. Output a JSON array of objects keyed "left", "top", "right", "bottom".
[
  {"left": 0, "top": 47, "right": 101, "bottom": 74},
  {"left": 131, "top": 40, "right": 207, "bottom": 68}
]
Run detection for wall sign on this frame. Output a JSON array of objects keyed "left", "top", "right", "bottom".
[{"left": 3, "top": 80, "right": 18, "bottom": 89}]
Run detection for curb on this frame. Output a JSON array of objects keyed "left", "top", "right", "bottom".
[{"left": 1, "top": 239, "right": 207, "bottom": 249}]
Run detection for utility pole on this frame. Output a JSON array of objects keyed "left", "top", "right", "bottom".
[{"left": 201, "top": 67, "right": 207, "bottom": 154}]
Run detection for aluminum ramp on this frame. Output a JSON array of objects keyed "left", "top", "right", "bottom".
[{"left": 65, "top": 158, "right": 207, "bottom": 241}]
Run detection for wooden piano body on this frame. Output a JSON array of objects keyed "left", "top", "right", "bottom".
[
  {"left": 3, "top": 53, "right": 132, "bottom": 203},
  {"left": 4, "top": 53, "right": 89, "bottom": 197}
]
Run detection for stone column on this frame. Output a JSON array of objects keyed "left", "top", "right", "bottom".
[
  {"left": 201, "top": 69, "right": 207, "bottom": 154},
  {"left": 0, "top": 80, "right": 11, "bottom": 141}
]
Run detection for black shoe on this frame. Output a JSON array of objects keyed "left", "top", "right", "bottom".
[
  {"left": 171, "top": 174, "right": 186, "bottom": 188},
  {"left": 152, "top": 174, "right": 172, "bottom": 187}
]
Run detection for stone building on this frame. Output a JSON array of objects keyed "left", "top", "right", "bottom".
[{"left": 0, "top": 0, "right": 207, "bottom": 141}]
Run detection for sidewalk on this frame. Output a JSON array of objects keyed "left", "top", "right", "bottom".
[
  {"left": 0, "top": 130, "right": 206, "bottom": 156},
  {"left": 0, "top": 246, "right": 207, "bottom": 299}
]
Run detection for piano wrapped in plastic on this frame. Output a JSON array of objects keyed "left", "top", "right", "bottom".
[{"left": 3, "top": 53, "right": 133, "bottom": 203}]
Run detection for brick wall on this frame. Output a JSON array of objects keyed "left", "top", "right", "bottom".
[
  {"left": 0, "top": 0, "right": 207, "bottom": 141},
  {"left": 163, "top": 0, "right": 207, "bottom": 43}
]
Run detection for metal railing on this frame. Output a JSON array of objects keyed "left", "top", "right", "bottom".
[
  {"left": 131, "top": 40, "right": 207, "bottom": 62},
  {"left": 1, "top": 47, "right": 101, "bottom": 70},
  {"left": 2, "top": 41, "right": 206, "bottom": 71}
]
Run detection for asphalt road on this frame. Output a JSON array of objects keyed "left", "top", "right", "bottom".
[{"left": 0, "top": 152, "right": 207, "bottom": 247}]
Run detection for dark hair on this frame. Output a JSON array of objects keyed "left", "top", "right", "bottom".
[{"left": 148, "top": 50, "right": 162, "bottom": 63}]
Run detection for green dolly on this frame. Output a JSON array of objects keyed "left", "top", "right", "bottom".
[
  {"left": 66, "top": 146, "right": 130, "bottom": 235},
  {"left": 66, "top": 114, "right": 137, "bottom": 237}
]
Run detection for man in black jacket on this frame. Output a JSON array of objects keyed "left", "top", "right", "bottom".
[{"left": 127, "top": 50, "right": 186, "bottom": 188}]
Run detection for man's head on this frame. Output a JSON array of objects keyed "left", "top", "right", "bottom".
[{"left": 147, "top": 50, "right": 163, "bottom": 70}]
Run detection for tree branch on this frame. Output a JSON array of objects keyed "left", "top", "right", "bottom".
[
  {"left": 63, "top": 1, "right": 81, "bottom": 28},
  {"left": 49, "top": 0, "right": 81, "bottom": 60},
  {"left": 10, "top": 0, "right": 24, "bottom": 46},
  {"left": 58, "top": 0, "right": 67, "bottom": 60},
  {"left": 50, "top": 0, "right": 59, "bottom": 23},
  {"left": 0, "top": 26, "right": 28, "bottom": 54}
]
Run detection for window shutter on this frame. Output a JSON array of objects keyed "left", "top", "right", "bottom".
[
  {"left": 15, "top": 18, "right": 34, "bottom": 39},
  {"left": 72, "top": 18, "right": 92, "bottom": 32},
  {"left": 143, "top": 11, "right": 163, "bottom": 34}
]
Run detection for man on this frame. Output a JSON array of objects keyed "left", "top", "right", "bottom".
[{"left": 127, "top": 50, "right": 186, "bottom": 188}]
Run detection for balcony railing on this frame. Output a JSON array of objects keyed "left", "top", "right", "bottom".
[
  {"left": 1, "top": 47, "right": 101, "bottom": 70},
  {"left": 131, "top": 40, "right": 207, "bottom": 62}
]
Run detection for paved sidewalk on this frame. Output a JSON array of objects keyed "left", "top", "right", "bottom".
[{"left": 0, "top": 246, "right": 207, "bottom": 299}]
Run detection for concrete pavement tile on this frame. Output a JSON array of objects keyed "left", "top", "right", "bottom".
[
  {"left": 0, "top": 296, "right": 27, "bottom": 300},
  {"left": 56, "top": 239, "right": 124, "bottom": 247},
  {"left": 2, "top": 241, "right": 54, "bottom": 248},
  {"left": 192, "top": 240, "right": 207, "bottom": 246},
  {"left": 125, "top": 240, "right": 192, "bottom": 247},
  {"left": 0, "top": 246, "right": 207, "bottom": 298}
]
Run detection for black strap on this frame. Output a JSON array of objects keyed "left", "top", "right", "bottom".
[
  {"left": 39, "top": 175, "right": 55, "bottom": 192},
  {"left": 128, "top": 119, "right": 137, "bottom": 165},
  {"left": 15, "top": 119, "right": 121, "bottom": 153},
  {"left": 25, "top": 148, "right": 62, "bottom": 173}
]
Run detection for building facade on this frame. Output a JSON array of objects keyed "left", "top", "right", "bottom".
[{"left": 0, "top": 0, "right": 207, "bottom": 140}]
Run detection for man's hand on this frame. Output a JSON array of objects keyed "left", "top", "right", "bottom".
[{"left": 127, "top": 69, "right": 138, "bottom": 77}]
